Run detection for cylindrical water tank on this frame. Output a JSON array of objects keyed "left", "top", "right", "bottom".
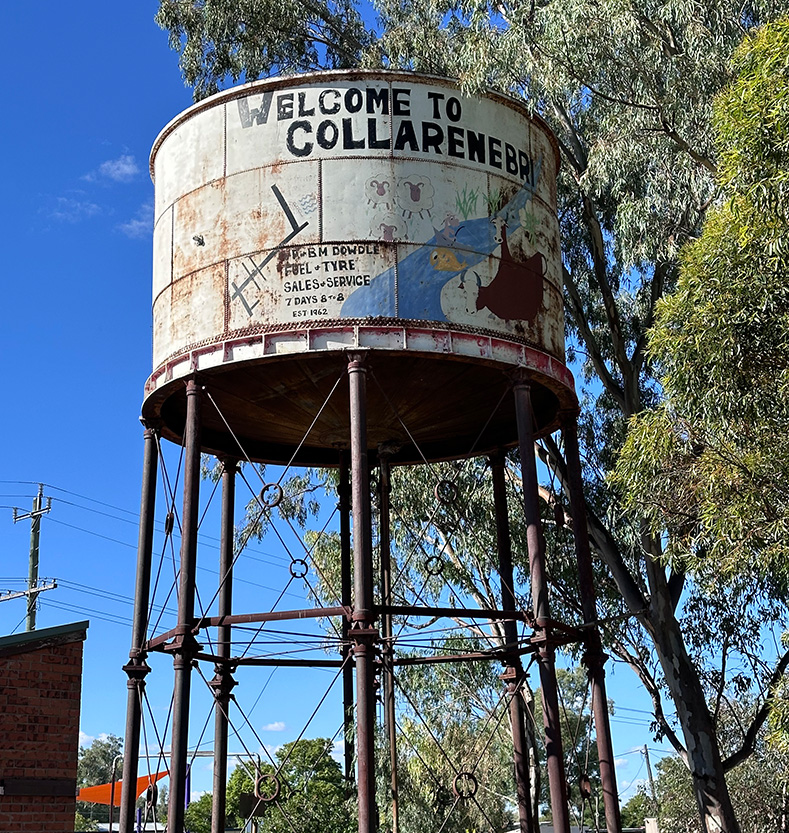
[{"left": 144, "top": 70, "right": 574, "bottom": 464}]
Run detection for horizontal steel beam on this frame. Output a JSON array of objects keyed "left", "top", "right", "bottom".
[
  {"left": 378, "top": 604, "right": 528, "bottom": 621},
  {"left": 145, "top": 606, "right": 352, "bottom": 651},
  {"left": 194, "top": 651, "right": 343, "bottom": 668},
  {"left": 197, "top": 606, "right": 351, "bottom": 629}
]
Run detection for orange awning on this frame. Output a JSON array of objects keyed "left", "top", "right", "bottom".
[{"left": 78, "top": 771, "right": 168, "bottom": 806}]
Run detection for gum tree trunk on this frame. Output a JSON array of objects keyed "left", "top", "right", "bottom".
[{"left": 645, "top": 572, "right": 740, "bottom": 833}]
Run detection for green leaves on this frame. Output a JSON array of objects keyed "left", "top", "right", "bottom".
[
  {"left": 715, "top": 18, "right": 789, "bottom": 214},
  {"left": 614, "top": 17, "right": 789, "bottom": 581},
  {"left": 156, "top": 0, "right": 375, "bottom": 100},
  {"left": 222, "top": 740, "right": 353, "bottom": 832},
  {"left": 183, "top": 792, "right": 213, "bottom": 833}
]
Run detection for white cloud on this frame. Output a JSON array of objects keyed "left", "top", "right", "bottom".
[
  {"left": 620, "top": 777, "right": 648, "bottom": 795},
  {"left": 261, "top": 721, "right": 286, "bottom": 732},
  {"left": 49, "top": 195, "right": 101, "bottom": 223},
  {"left": 78, "top": 731, "right": 118, "bottom": 748},
  {"left": 84, "top": 153, "right": 141, "bottom": 183},
  {"left": 118, "top": 201, "right": 153, "bottom": 239},
  {"left": 615, "top": 757, "right": 628, "bottom": 768}
]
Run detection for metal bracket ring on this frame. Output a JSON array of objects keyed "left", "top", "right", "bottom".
[
  {"left": 434, "top": 479, "right": 459, "bottom": 505},
  {"left": 452, "top": 771, "right": 478, "bottom": 799},
  {"left": 290, "top": 558, "right": 309, "bottom": 579},
  {"left": 259, "top": 483, "right": 284, "bottom": 509}
]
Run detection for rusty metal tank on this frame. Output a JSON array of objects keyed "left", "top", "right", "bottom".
[{"left": 144, "top": 70, "right": 573, "bottom": 464}]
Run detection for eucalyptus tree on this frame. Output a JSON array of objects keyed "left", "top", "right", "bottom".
[
  {"left": 158, "top": 2, "right": 789, "bottom": 831},
  {"left": 636, "top": 705, "right": 789, "bottom": 833},
  {"left": 614, "top": 16, "right": 789, "bottom": 576},
  {"left": 613, "top": 12, "right": 789, "bottom": 814},
  {"left": 366, "top": 4, "right": 789, "bottom": 830},
  {"left": 155, "top": 0, "right": 376, "bottom": 100}
]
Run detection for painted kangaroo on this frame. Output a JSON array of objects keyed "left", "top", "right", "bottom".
[{"left": 475, "top": 219, "right": 544, "bottom": 322}]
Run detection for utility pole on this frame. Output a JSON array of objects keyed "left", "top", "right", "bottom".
[
  {"left": 644, "top": 745, "right": 657, "bottom": 807},
  {"left": 12, "top": 484, "right": 53, "bottom": 631}
]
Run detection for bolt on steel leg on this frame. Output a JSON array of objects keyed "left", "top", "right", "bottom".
[
  {"left": 339, "top": 450, "right": 356, "bottom": 792},
  {"left": 348, "top": 355, "right": 378, "bottom": 833},
  {"left": 379, "top": 454, "right": 399, "bottom": 833},
  {"left": 211, "top": 458, "right": 238, "bottom": 833},
  {"left": 168, "top": 379, "right": 203, "bottom": 833},
  {"left": 119, "top": 425, "right": 158, "bottom": 833},
  {"left": 490, "top": 452, "right": 534, "bottom": 833},
  {"left": 561, "top": 411, "right": 622, "bottom": 833},
  {"left": 513, "top": 378, "right": 571, "bottom": 833}
]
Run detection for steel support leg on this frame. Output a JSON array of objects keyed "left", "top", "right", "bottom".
[
  {"left": 211, "top": 459, "right": 238, "bottom": 833},
  {"left": 561, "top": 411, "right": 622, "bottom": 833},
  {"left": 348, "top": 355, "right": 378, "bottom": 833},
  {"left": 513, "top": 379, "right": 570, "bottom": 833},
  {"left": 168, "top": 379, "right": 203, "bottom": 833},
  {"left": 339, "top": 451, "right": 356, "bottom": 790},
  {"left": 119, "top": 426, "right": 159, "bottom": 833},
  {"left": 490, "top": 453, "right": 534, "bottom": 833},
  {"left": 379, "top": 455, "right": 399, "bottom": 833}
]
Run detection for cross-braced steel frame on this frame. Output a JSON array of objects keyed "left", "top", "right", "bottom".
[{"left": 118, "top": 354, "right": 622, "bottom": 833}]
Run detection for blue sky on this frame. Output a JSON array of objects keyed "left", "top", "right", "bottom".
[{"left": 0, "top": 1, "right": 672, "bottom": 805}]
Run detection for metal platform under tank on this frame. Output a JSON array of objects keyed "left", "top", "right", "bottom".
[{"left": 142, "top": 322, "right": 576, "bottom": 465}]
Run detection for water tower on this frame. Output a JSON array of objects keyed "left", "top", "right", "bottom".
[{"left": 118, "top": 71, "right": 621, "bottom": 833}]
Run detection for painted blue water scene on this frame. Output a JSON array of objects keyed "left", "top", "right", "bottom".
[{"left": 340, "top": 157, "right": 544, "bottom": 324}]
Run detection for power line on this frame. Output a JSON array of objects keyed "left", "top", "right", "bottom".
[
  {"left": 46, "top": 516, "right": 136, "bottom": 549},
  {"left": 10, "top": 479, "right": 291, "bottom": 567},
  {"left": 45, "top": 493, "right": 292, "bottom": 568},
  {"left": 615, "top": 705, "right": 658, "bottom": 716},
  {"left": 56, "top": 578, "right": 178, "bottom": 618},
  {"left": 43, "top": 598, "right": 131, "bottom": 628},
  {"left": 41, "top": 515, "right": 306, "bottom": 600},
  {"left": 621, "top": 758, "right": 645, "bottom": 796},
  {"left": 608, "top": 717, "right": 655, "bottom": 728},
  {"left": 0, "top": 481, "right": 54, "bottom": 486}
]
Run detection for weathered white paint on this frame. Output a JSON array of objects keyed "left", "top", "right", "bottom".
[{"left": 149, "top": 71, "right": 565, "bottom": 382}]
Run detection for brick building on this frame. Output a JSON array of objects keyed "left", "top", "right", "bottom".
[{"left": 0, "top": 621, "right": 89, "bottom": 833}]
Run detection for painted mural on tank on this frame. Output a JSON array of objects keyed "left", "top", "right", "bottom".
[{"left": 339, "top": 160, "right": 545, "bottom": 330}]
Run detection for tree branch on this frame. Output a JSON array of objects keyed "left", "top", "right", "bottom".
[
  {"left": 658, "top": 116, "right": 717, "bottom": 175},
  {"left": 610, "top": 638, "right": 687, "bottom": 759},
  {"left": 712, "top": 633, "right": 730, "bottom": 727},
  {"left": 632, "top": 261, "right": 669, "bottom": 376},
  {"left": 586, "top": 509, "right": 650, "bottom": 618},
  {"left": 634, "top": 12, "right": 682, "bottom": 57},
  {"left": 539, "top": 435, "right": 648, "bottom": 617},
  {"left": 667, "top": 566, "right": 686, "bottom": 612},
  {"left": 563, "top": 265, "right": 627, "bottom": 411},
  {"left": 722, "top": 646, "right": 789, "bottom": 771},
  {"left": 579, "top": 194, "right": 635, "bottom": 403},
  {"left": 551, "top": 99, "right": 588, "bottom": 174}
]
